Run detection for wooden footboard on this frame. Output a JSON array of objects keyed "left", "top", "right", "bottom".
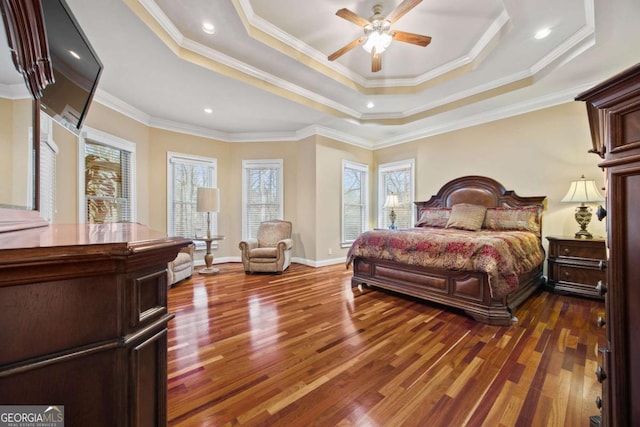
[{"left": 351, "top": 256, "right": 544, "bottom": 326}]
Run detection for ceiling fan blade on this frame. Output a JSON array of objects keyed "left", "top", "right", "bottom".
[
  {"left": 385, "top": 0, "right": 422, "bottom": 24},
  {"left": 371, "top": 50, "right": 382, "bottom": 73},
  {"left": 335, "top": 8, "right": 371, "bottom": 27},
  {"left": 392, "top": 31, "right": 432, "bottom": 47},
  {"left": 328, "top": 37, "right": 365, "bottom": 61}
]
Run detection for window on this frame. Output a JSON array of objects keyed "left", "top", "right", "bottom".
[
  {"left": 242, "top": 159, "right": 283, "bottom": 240},
  {"left": 39, "top": 114, "right": 57, "bottom": 223},
  {"left": 78, "top": 128, "right": 136, "bottom": 223},
  {"left": 342, "top": 160, "right": 368, "bottom": 246},
  {"left": 167, "top": 152, "right": 217, "bottom": 239},
  {"left": 378, "top": 160, "right": 415, "bottom": 229}
]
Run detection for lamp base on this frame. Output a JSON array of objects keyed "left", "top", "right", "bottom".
[
  {"left": 574, "top": 205, "right": 594, "bottom": 239},
  {"left": 389, "top": 208, "right": 397, "bottom": 230},
  {"left": 574, "top": 229, "right": 594, "bottom": 239},
  {"left": 198, "top": 266, "right": 220, "bottom": 275}
]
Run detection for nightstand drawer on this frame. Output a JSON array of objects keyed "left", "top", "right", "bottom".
[
  {"left": 556, "top": 264, "right": 605, "bottom": 286},
  {"left": 546, "top": 236, "right": 606, "bottom": 299},
  {"left": 553, "top": 240, "right": 606, "bottom": 260}
]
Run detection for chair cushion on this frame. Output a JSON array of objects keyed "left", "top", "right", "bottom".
[{"left": 250, "top": 247, "right": 277, "bottom": 258}]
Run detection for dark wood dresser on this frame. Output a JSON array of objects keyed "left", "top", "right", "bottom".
[
  {"left": 0, "top": 223, "right": 189, "bottom": 427},
  {"left": 576, "top": 63, "right": 640, "bottom": 427},
  {"left": 546, "top": 235, "right": 606, "bottom": 299}
]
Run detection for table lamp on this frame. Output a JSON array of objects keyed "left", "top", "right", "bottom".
[
  {"left": 384, "top": 193, "right": 399, "bottom": 230},
  {"left": 197, "top": 187, "right": 219, "bottom": 238},
  {"left": 561, "top": 175, "right": 604, "bottom": 239}
]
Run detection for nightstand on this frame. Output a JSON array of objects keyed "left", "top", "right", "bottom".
[{"left": 546, "top": 235, "right": 606, "bottom": 299}]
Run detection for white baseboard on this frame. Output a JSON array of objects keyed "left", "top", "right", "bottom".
[{"left": 195, "top": 256, "right": 345, "bottom": 268}]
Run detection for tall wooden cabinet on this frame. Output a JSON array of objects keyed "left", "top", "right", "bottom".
[
  {"left": 576, "top": 63, "right": 640, "bottom": 427},
  {"left": 0, "top": 224, "right": 189, "bottom": 426}
]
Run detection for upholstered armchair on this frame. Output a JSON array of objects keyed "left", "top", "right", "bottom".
[
  {"left": 239, "top": 220, "right": 293, "bottom": 273},
  {"left": 167, "top": 243, "right": 195, "bottom": 287}
]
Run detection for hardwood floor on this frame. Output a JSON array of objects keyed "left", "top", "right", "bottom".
[{"left": 167, "top": 263, "right": 604, "bottom": 427}]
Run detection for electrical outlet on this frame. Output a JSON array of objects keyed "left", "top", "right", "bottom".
[{"left": 328, "top": 248, "right": 332, "bottom": 255}]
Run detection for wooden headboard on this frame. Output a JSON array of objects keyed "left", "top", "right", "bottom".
[
  {"left": 415, "top": 176, "right": 546, "bottom": 234},
  {"left": 416, "top": 176, "right": 545, "bottom": 210}
]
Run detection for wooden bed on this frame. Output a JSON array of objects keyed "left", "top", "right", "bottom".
[{"left": 349, "top": 176, "right": 546, "bottom": 326}]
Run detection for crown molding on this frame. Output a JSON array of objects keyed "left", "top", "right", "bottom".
[{"left": 0, "top": 83, "right": 30, "bottom": 99}]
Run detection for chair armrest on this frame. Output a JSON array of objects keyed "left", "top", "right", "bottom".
[
  {"left": 277, "top": 238, "right": 293, "bottom": 251},
  {"left": 179, "top": 243, "right": 195, "bottom": 257},
  {"left": 239, "top": 239, "right": 258, "bottom": 251}
]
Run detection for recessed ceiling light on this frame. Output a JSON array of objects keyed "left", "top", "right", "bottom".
[
  {"left": 69, "top": 50, "right": 80, "bottom": 59},
  {"left": 202, "top": 22, "right": 215, "bottom": 35},
  {"left": 204, "top": 108, "right": 213, "bottom": 114},
  {"left": 534, "top": 27, "right": 551, "bottom": 40},
  {"left": 367, "top": 101, "right": 375, "bottom": 109}
]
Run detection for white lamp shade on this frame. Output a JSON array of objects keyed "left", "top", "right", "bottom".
[
  {"left": 197, "top": 187, "right": 220, "bottom": 212},
  {"left": 384, "top": 194, "right": 399, "bottom": 208},
  {"left": 561, "top": 177, "right": 604, "bottom": 204}
]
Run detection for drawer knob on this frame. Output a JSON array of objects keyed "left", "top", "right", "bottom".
[
  {"left": 597, "top": 316, "right": 606, "bottom": 328},
  {"left": 595, "top": 280, "right": 607, "bottom": 296},
  {"left": 596, "top": 365, "right": 607, "bottom": 383},
  {"left": 563, "top": 248, "right": 571, "bottom": 255},
  {"left": 563, "top": 271, "right": 571, "bottom": 278},
  {"left": 599, "top": 260, "right": 606, "bottom": 271},
  {"left": 595, "top": 396, "right": 602, "bottom": 409}
]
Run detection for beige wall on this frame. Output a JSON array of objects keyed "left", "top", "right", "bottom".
[
  {"left": 295, "top": 136, "right": 317, "bottom": 261},
  {"left": 53, "top": 102, "right": 152, "bottom": 224},
  {"left": 0, "top": 97, "right": 14, "bottom": 205},
  {"left": 47, "top": 99, "right": 604, "bottom": 265},
  {"left": 374, "top": 102, "right": 606, "bottom": 250},
  {"left": 315, "top": 136, "right": 373, "bottom": 263},
  {"left": 0, "top": 98, "right": 32, "bottom": 208}
]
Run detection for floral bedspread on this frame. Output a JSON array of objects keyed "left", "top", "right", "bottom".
[{"left": 346, "top": 228, "right": 544, "bottom": 299}]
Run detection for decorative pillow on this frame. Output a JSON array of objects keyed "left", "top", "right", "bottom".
[
  {"left": 445, "top": 203, "right": 487, "bottom": 231},
  {"left": 484, "top": 206, "right": 541, "bottom": 234},
  {"left": 415, "top": 208, "right": 451, "bottom": 228}
]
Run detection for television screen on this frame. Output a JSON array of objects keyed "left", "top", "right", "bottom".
[{"left": 40, "top": 0, "right": 102, "bottom": 134}]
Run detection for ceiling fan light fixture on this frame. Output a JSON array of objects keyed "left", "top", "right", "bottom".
[
  {"left": 362, "top": 28, "right": 392, "bottom": 53},
  {"left": 328, "top": 1, "right": 430, "bottom": 72}
]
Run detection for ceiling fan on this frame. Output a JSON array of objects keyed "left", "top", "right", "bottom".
[{"left": 327, "top": 0, "right": 432, "bottom": 72}]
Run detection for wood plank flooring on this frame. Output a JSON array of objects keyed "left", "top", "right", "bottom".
[{"left": 167, "top": 263, "right": 605, "bottom": 427}]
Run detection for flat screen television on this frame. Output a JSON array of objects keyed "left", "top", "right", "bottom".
[{"left": 40, "top": 0, "right": 102, "bottom": 134}]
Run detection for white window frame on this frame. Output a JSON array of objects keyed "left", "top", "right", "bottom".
[
  {"left": 39, "top": 114, "right": 57, "bottom": 223},
  {"left": 77, "top": 127, "right": 136, "bottom": 223},
  {"left": 377, "top": 159, "right": 415, "bottom": 229},
  {"left": 166, "top": 152, "right": 218, "bottom": 245},
  {"left": 341, "top": 160, "right": 369, "bottom": 247},
  {"left": 26, "top": 114, "right": 58, "bottom": 220},
  {"left": 242, "top": 159, "right": 284, "bottom": 240}
]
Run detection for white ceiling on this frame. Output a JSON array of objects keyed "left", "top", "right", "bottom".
[{"left": 1, "top": 0, "right": 639, "bottom": 148}]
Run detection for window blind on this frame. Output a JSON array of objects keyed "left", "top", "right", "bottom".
[
  {"left": 169, "top": 157, "right": 215, "bottom": 238},
  {"left": 39, "top": 138, "right": 57, "bottom": 223},
  {"left": 379, "top": 161, "right": 414, "bottom": 229},
  {"left": 342, "top": 161, "right": 368, "bottom": 243},
  {"left": 243, "top": 161, "right": 283, "bottom": 239},
  {"left": 85, "top": 141, "right": 131, "bottom": 223}
]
